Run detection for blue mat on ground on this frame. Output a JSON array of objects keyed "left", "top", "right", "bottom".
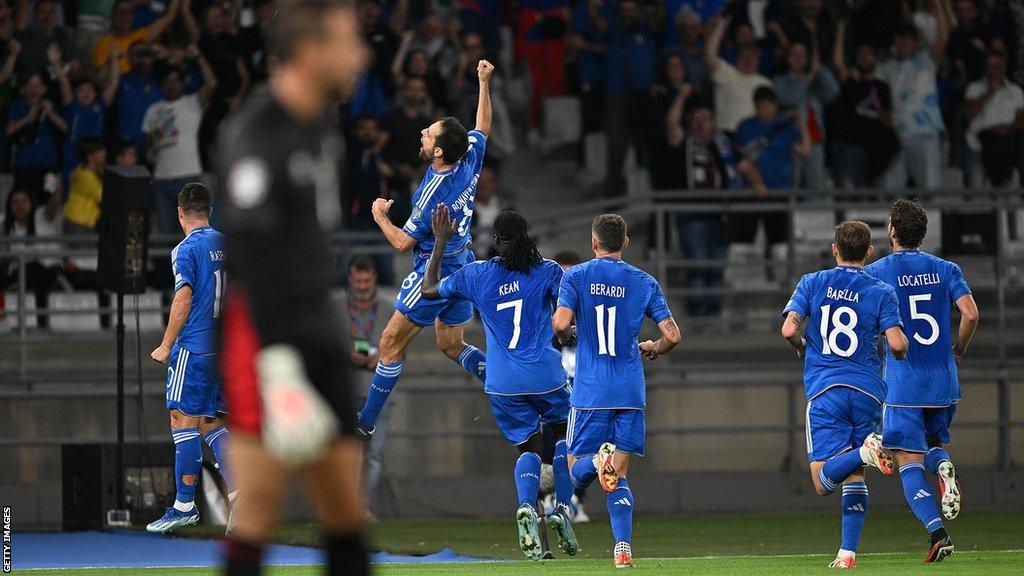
[{"left": 12, "top": 531, "right": 497, "bottom": 569}]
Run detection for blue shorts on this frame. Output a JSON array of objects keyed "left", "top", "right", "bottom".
[
  {"left": 488, "top": 386, "right": 570, "bottom": 445},
  {"left": 805, "top": 386, "right": 881, "bottom": 462},
  {"left": 567, "top": 407, "right": 645, "bottom": 457},
  {"left": 166, "top": 343, "right": 225, "bottom": 418},
  {"left": 882, "top": 404, "right": 957, "bottom": 453},
  {"left": 395, "top": 252, "right": 474, "bottom": 327}
]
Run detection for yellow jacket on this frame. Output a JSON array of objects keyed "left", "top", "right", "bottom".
[{"left": 64, "top": 165, "right": 103, "bottom": 228}]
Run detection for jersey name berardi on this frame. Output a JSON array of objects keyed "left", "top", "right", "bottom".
[{"left": 590, "top": 283, "right": 626, "bottom": 298}]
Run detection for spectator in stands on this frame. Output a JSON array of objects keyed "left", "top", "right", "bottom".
[
  {"left": 705, "top": 15, "right": 771, "bottom": 134},
  {"left": 517, "top": 0, "right": 569, "bottom": 141},
  {"left": 666, "top": 93, "right": 763, "bottom": 317},
  {"left": 650, "top": 52, "right": 694, "bottom": 191},
  {"left": 604, "top": 0, "right": 656, "bottom": 196},
  {"left": 459, "top": 0, "right": 501, "bottom": 54},
  {"left": 360, "top": 0, "right": 400, "bottom": 97},
  {"left": 0, "top": 188, "right": 61, "bottom": 328},
  {"left": 63, "top": 138, "right": 105, "bottom": 235},
  {"left": 671, "top": 9, "right": 709, "bottom": 92},
  {"left": 337, "top": 256, "right": 393, "bottom": 515},
  {"left": 115, "top": 41, "right": 162, "bottom": 154},
  {"left": 93, "top": 0, "right": 181, "bottom": 76},
  {"left": 964, "top": 49, "right": 1024, "bottom": 188},
  {"left": 878, "top": 0, "right": 948, "bottom": 190},
  {"left": 380, "top": 76, "right": 435, "bottom": 222},
  {"left": 195, "top": 1, "right": 250, "bottom": 169},
  {"left": 14, "top": 0, "right": 75, "bottom": 75},
  {"left": 570, "top": 0, "right": 610, "bottom": 139},
  {"left": 471, "top": 164, "right": 503, "bottom": 259},
  {"left": 773, "top": 41, "right": 838, "bottom": 190},
  {"left": 832, "top": 21, "right": 898, "bottom": 188},
  {"left": 344, "top": 113, "right": 394, "bottom": 284},
  {"left": 111, "top": 138, "right": 137, "bottom": 167},
  {"left": 780, "top": 0, "right": 835, "bottom": 64},
  {"left": 450, "top": 31, "right": 513, "bottom": 155},
  {"left": 392, "top": 31, "right": 449, "bottom": 113},
  {"left": 50, "top": 44, "right": 117, "bottom": 188},
  {"left": 142, "top": 44, "right": 217, "bottom": 234},
  {"left": 732, "top": 86, "right": 810, "bottom": 272},
  {"left": 237, "top": 0, "right": 274, "bottom": 84},
  {"left": 6, "top": 71, "right": 66, "bottom": 204},
  {"left": 949, "top": 0, "right": 989, "bottom": 83}
]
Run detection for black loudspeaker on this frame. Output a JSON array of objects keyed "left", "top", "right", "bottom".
[
  {"left": 61, "top": 443, "right": 176, "bottom": 530},
  {"left": 97, "top": 165, "right": 153, "bottom": 294},
  {"left": 941, "top": 209, "right": 998, "bottom": 256}
]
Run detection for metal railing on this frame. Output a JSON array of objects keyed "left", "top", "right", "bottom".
[{"left": 2, "top": 188, "right": 1023, "bottom": 469}]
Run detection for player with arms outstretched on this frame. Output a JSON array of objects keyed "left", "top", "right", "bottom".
[
  {"left": 147, "top": 182, "right": 233, "bottom": 533},
  {"left": 421, "top": 204, "right": 579, "bottom": 559},
  {"left": 355, "top": 59, "right": 496, "bottom": 438},
  {"left": 552, "top": 214, "right": 681, "bottom": 568},
  {"left": 215, "top": 1, "right": 370, "bottom": 574},
  {"left": 781, "top": 221, "right": 909, "bottom": 569},
  {"left": 866, "top": 199, "right": 979, "bottom": 563}
]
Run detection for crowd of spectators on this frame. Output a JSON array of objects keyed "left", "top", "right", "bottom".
[{"left": 1, "top": 0, "right": 1023, "bottom": 324}]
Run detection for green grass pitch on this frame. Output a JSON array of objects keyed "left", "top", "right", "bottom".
[{"left": 16, "top": 511, "right": 1024, "bottom": 575}]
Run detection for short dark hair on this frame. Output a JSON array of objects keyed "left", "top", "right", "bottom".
[
  {"left": 834, "top": 221, "right": 872, "bottom": 262},
  {"left": 894, "top": 23, "right": 920, "bottom": 41},
  {"left": 72, "top": 77, "right": 97, "bottom": 93},
  {"left": 112, "top": 139, "right": 136, "bottom": 159},
  {"left": 436, "top": 116, "right": 469, "bottom": 165},
  {"left": 592, "top": 214, "right": 627, "bottom": 253},
  {"left": 754, "top": 86, "right": 777, "bottom": 104},
  {"left": 271, "top": 0, "right": 354, "bottom": 61},
  {"left": 348, "top": 255, "right": 376, "bottom": 274},
  {"left": 553, "top": 250, "right": 581, "bottom": 267},
  {"left": 178, "top": 182, "right": 212, "bottom": 218},
  {"left": 889, "top": 198, "right": 928, "bottom": 249}
]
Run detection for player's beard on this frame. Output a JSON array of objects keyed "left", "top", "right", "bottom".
[{"left": 419, "top": 146, "right": 432, "bottom": 162}]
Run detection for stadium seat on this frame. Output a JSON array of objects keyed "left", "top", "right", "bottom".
[
  {"left": 49, "top": 292, "right": 102, "bottom": 332},
  {"left": 125, "top": 292, "right": 165, "bottom": 332},
  {"left": 542, "top": 96, "right": 581, "bottom": 145},
  {"left": 1, "top": 292, "right": 37, "bottom": 331}
]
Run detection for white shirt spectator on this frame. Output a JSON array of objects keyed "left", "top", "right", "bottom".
[
  {"left": 877, "top": 51, "right": 946, "bottom": 138},
  {"left": 143, "top": 94, "right": 204, "bottom": 179},
  {"left": 711, "top": 59, "right": 771, "bottom": 132},
  {"left": 964, "top": 79, "right": 1024, "bottom": 151}
]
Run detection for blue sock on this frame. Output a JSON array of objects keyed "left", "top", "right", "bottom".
[
  {"left": 899, "top": 462, "right": 944, "bottom": 534},
  {"left": 172, "top": 427, "right": 203, "bottom": 509},
  {"left": 570, "top": 455, "right": 597, "bottom": 489},
  {"left": 203, "top": 426, "right": 234, "bottom": 493},
  {"left": 456, "top": 345, "right": 486, "bottom": 384},
  {"left": 607, "top": 477, "right": 634, "bottom": 544},
  {"left": 840, "top": 482, "right": 869, "bottom": 553},
  {"left": 820, "top": 448, "right": 867, "bottom": 493},
  {"left": 359, "top": 361, "right": 403, "bottom": 429},
  {"left": 514, "top": 452, "right": 542, "bottom": 508},
  {"left": 553, "top": 440, "right": 574, "bottom": 507},
  {"left": 925, "top": 447, "right": 951, "bottom": 475}
]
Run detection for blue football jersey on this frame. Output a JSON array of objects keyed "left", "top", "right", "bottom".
[
  {"left": 557, "top": 257, "right": 673, "bottom": 410},
  {"left": 402, "top": 130, "right": 486, "bottom": 258},
  {"left": 172, "top": 226, "right": 225, "bottom": 354},
  {"left": 439, "top": 257, "right": 567, "bottom": 395},
  {"left": 866, "top": 250, "right": 972, "bottom": 406},
  {"left": 783, "top": 266, "right": 903, "bottom": 403}
]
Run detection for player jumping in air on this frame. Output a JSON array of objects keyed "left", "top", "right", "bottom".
[
  {"left": 866, "top": 199, "right": 979, "bottom": 563},
  {"left": 216, "top": 1, "right": 371, "bottom": 574},
  {"left": 781, "top": 221, "right": 909, "bottom": 569},
  {"left": 355, "top": 59, "right": 495, "bottom": 438},
  {"left": 147, "top": 182, "right": 233, "bottom": 533},
  {"left": 422, "top": 205, "right": 579, "bottom": 560},
  {"left": 552, "top": 214, "right": 682, "bottom": 568}
]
